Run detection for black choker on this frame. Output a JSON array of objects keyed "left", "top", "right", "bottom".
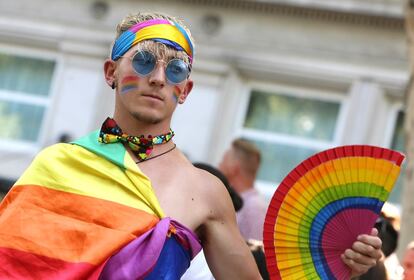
[{"left": 135, "top": 144, "right": 176, "bottom": 163}]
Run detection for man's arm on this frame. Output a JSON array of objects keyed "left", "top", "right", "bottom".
[
  {"left": 341, "top": 228, "right": 383, "bottom": 278},
  {"left": 200, "top": 176, "right": 262, "bottom": 280}
]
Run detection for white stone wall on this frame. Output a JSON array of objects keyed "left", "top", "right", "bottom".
[{"left": 263, "top": 0, "right": 404, "bottom": 16}]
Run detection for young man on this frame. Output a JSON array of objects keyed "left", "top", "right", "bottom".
[
  {"left": 403, "top": 242, "right": 414, "bottom": 280},
  {"left": 0, "top": 12, "right": 382, "bottom": 279}
]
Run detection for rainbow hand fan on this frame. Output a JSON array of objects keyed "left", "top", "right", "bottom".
[{"left": 263, "top": 145, "right": 404, "bottom": 280}]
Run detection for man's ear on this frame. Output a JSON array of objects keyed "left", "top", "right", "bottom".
[
  {"left": 104, "top": 59, "right": 117, "bottom": 89},
  {"left": 232, "top": 161, "right": 242, "bottom": 177},
  {"left": 177, "top": 79, "right": 193, "bottom": 104}
]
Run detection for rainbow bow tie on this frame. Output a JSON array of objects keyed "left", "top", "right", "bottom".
[{"left": 98, "top": 117, "right": 174, "bottom": 161}]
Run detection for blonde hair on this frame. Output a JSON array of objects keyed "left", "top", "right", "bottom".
[
  {"left": 111, "top": 12, "right": 195, "bottom": 63},
  {"left": 232, "top": 138, "right": 261, "bottom": 177},
  {"left": 408, "top": 241, "right": 414, "bottom": 250}
]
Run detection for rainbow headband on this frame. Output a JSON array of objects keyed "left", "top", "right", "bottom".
[{"left": 111, "top": 19, "right": 194, "bottom": 63}]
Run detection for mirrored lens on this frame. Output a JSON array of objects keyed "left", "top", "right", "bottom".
[
  {"left": 131, "top": 51, "right": 156, "bottom": 76},
  {"left": 166, "top": 59, "right": 190, "bottom": 84}
]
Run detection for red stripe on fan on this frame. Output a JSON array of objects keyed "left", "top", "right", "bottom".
[
  {"left": 303, "top": 158, "right": 313, "bottom": 171},
  {"left": 394, "top": 154, "right": 404, "bottom": 166},
  {"left": 354, "top": 145, "right": 363, "bottom": 155},
  {"left": 317, "top": 151, "right": 328, "bottom": 163},
  {"left": 383, "top": 148, "right": 392, "bottom": 160},
  {"left": 362, "top": 145, "right": 373, "bottom": 156},
  {"left": 343, "top": 146, "right": 353, "bottom": 157},
  {"left": 390, "top": 150, "right": 404, "bottom": 166},
  {"left": 329, "top": 145, "right": 403, "bottom": 167},
  {"left": 296, "top": 164, "right": 307, "bottom": 177},
  {"left": 310, "top": 155, "right": 321, "bottom": 167},
  {"left": 372, "top": 146, "right": 382, "bottom": 158}
]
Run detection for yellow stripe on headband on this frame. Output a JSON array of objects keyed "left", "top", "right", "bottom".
[{"left": 133, "top": 24, "right": 192, "bottom": 58}]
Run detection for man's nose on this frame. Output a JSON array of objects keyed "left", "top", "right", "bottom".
[{"left": 148, "top": 62, "right": 166, "bottom": 87}]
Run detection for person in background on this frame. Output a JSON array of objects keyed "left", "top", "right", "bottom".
[
  {"left": 403, "top": 241, "right": 414, "bottom": 280},
  {"left": 247, "top": 239, "right": 270, "bottom": 280},
  {"left": 379, "top": 203, "right": 404, "bottom": 280},
  {"left": 355, "top": 260, "right": 388, "bottom": 280},
  {"left": 218, "top": 138, "right": 268, "bottom": 241}
]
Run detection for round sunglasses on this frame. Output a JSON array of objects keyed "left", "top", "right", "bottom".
[{"left": 126, "top": 50, "right": 191, "bottom": 85}]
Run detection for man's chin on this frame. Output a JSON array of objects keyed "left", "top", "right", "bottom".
[{"left": 131, "top": 112, "right": 162, "bottom": 124}]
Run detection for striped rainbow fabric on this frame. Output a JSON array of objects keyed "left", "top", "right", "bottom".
[{"left": 0, "top": 130, "right": 201, "bottom": 279}]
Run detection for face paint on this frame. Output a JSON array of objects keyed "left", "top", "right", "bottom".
[
  {"left": 120, "top": 76, "right": 140, "bottom": 94},
  {"left": 173, "top": 86, "right": 181, "bottom": 103}
]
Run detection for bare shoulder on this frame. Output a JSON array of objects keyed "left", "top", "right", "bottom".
[
  {"left": 190, "top": 165, "right": 232, "bottom": 209},
  {"left": 187, "top": 166, "right": 238, "bottom": 236},
  {"left": 170, "top": 151, "right": 229, "bottom": 203},
  {"left": 174, "top": 160, "right": 235, "bottom": 222}
]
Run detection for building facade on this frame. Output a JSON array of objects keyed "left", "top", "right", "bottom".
[{"left": 0, "top": 0, "right": 409, "bottom": 204}]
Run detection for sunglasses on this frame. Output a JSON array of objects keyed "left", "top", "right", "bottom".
[{"left": 127, "top": 50, "right": 191, "bottom": 85}]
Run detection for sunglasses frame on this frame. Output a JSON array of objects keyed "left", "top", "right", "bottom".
[{"left": 125, "top": 50, "right": 191, "bottom": 85}]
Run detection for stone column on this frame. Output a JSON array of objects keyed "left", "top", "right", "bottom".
[{"left": 399, "top": 0, "right": 414, "bottom": 257}]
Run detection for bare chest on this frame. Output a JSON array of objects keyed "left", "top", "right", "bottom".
[{"left": 138, "top": 163, "right": 207, "bottom": 234}]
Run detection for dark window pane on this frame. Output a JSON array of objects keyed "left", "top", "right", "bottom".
[
  {"left": 389, "top": 111, "right": 405, "bottom": 204},
  {"left": 244, "top": 91, "right": 340, "bottom": 141},
  {"left": 0, "top": 100, "right": 45, "bottom": 141},
  {"left": 249, "top": 139, "right": 319, "bottom": 183},
  {"left": 0, "top": 53, "right": 55, "bottom": 97}
]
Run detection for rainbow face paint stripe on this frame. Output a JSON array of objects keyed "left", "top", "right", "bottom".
[
  {"left": 111, "top": 19, "right": 194, "bottom": 63},
  {"left": 120, "top": 76, "right": 140, "bottom": 94}
]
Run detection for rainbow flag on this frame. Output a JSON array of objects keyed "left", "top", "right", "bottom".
[{"left": 0, "top": 130, "right": 201, "bottom": 279}]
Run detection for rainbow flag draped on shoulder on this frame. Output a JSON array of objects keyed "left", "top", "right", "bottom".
[{"left": 0, "top": 130, "right": 201, "bottom": 279}]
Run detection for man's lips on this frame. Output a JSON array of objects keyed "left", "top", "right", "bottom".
[{"left": 141, "top": 94, "right": 164, "bottom": 101}]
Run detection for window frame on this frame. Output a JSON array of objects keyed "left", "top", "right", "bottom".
[
  {"left": 383, "top": 102, "right": 404, "bottom": 148},
  {"left": 0, "top": 44, "right": 61, "bottom": 153},
  {"left": 382, "top": 101, "right": 405, "bottom": 206},
  {"left": 234, "top": 81, "right": 348, "bottom": 197}
]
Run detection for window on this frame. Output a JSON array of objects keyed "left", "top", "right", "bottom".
[
  {"left": 240, "top": 87, "right": 344, "bottom": 195},
  {"left": 0, "top": 53, "right": 55, "bottom": 145},
  {"left": 388, "top": 110, "right": 405, "bottom": 205}
]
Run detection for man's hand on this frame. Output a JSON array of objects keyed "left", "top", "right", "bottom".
[{"left": 341, "top": 228, "right": 383, "bottom": 278}]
